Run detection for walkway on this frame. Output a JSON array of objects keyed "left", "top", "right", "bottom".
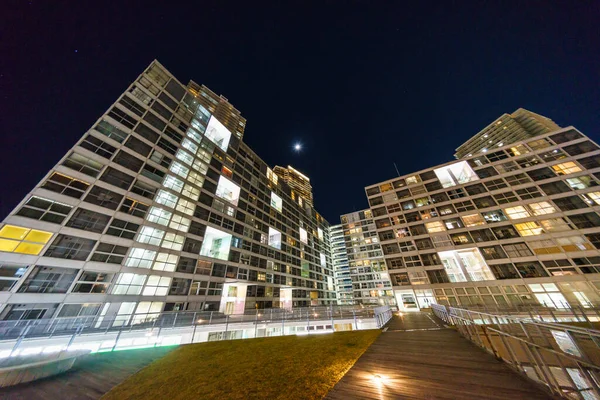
[
  {"left": 325, "top": 313, "right": 552, "bottom": 400},
  {"left": 0, "top": 346, "right": 173, "bottom": 400}
]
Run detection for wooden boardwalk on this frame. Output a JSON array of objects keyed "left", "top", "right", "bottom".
[
  {"left": 0, "top": 346, "right": 173, "bottom": 400},
  {"left": 326, "top": 313, "right": 553, "bottom": 400}
]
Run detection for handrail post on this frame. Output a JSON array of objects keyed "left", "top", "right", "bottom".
[{"left": 353, "top": 310, "right": 357, "bottom": 330}]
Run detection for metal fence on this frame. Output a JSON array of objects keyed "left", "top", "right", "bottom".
[
  {"left": 0, "top": 305, "right": 392, "bottom": 356},
  {"left": 432, "top": 303, "right": 600, "bottom": 399}
]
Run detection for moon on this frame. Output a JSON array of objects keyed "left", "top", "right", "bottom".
[{"left": 294, "top": 143, "right": 302, "bottom": 152}]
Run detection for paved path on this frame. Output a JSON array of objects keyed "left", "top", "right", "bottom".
[
  {"left": 326, "top": 313, "right": 553, "bottom": 400},
  {"left": 0, "top": 346, "right": 173, "bottom": 400}
]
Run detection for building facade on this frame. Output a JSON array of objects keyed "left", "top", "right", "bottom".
[
  {"left": 273, "top": 165, "right": 314, "bottom": 208},
  {"left": 329, "top": 224, "right": 352, "bottom": 304},
  {"left": 0, "top": 60, "right": 336, "bottom": 324},
  {"left": 340, "top": 210, "right": 395, "bottom": 306},
  {"left": 367, "top": 127, "right": 600, "bottom": 311},
  {"left": 454, "top": 108, "right": 561, "bottom": 159}
]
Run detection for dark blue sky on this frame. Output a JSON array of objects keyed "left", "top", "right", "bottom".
[{"left": 1, "top": 1, "right": 599, "bottom": 222}]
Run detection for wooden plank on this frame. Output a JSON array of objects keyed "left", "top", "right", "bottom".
[{"left": 325, "top": 314, "right": 552, "bottom": 400}]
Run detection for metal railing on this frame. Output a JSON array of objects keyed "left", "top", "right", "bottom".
[
  {"left": 432, "top": 303, "right": 600, "bottom": 399},
  {"left": 0, "top": 305, "right": 391, "bottom": 356}
]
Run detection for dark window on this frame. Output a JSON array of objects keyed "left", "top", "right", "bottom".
[
  {"left": 41, "top": 173, "right": 89, "bottom": 199},
  {"left": 366, "top": 187, "right": 380, "bottom": 196},
  {"left": 151, "top": 101, "right": 172, "bottom": 120},
  {"left": 502, "top": 242, "right": 533, "bottom": 257},
  {"left": 567, "top": 213, "right": 600, "bottom": 231},
  {"left": 425, "top": 181, "right": 443, "bottom": 192},
  {"left": 84, "top": 186, "right": 123, "bottom": 210},
  {"left": 586, "top": 234, "right": 600, "bottom": 249},
  {"left": 17, "top": 266, "right": 78, "bottom": 294},
  {"left": 105, "top": 219, "right": 140, "bottom": 239},
  {"left": 176, "top": 257, "right": 197, "bottom": 273},
  {"left": 539, "top": 181, "right": 571, "bottom": 195},
  {"left": 131, "top": 179, "right": 157, "bottom": 199},
  {"left": 409, "top": 225, "right": 427, "bottom": 236},
  {"left": 16, "top": 196, "right": 72, "bottom": 224},
  {"left": 578, "top": 155, "right": 600, "bottom": 169},
  {"left": 141, "top": 164, "right": 166, "bottom": 183},
  {"left": 563, "top": 141, "right": 599, "bottom": 156},
  {"left": 44, "top": 235, "right": 97, "bottom": 261},
  {"left": 108, "top": 107, "right": 137, "bottom": 129},
  {"left": 514, "top": 262, "right": 548, "bottom": 278},
  {"left": 183, "top": 238, "right": 202, "bottom": 253},
  {"left": 450, "top": 232, "right": 473, "bottom": 245},
  {"left": 124, "top": 136, "right": 152, "bottom": 157},
  {"left": 465, "top": 183, "right": 487, "bottom": 196},
  {"left": 492, "top": 225, "right": 520, "bottom": 239},
  {"left": 159, "top": 92, "right": 177, "bottom": 110},
  {"left": 550, "top": 130, "right": 583, "bottom": 144},
  {"left": 143, "top": 111, "right": 166, "bottom": 131},
  {"left": 427, "top": 269, "right": 450, "bottom": 284},
  {"left": 65, "top": 208, "right": 111, "bottom": 233},
  {"left": 505, "top": 173, "right": 531, "bottom": 186},
  {"left": 90, "top": 243, "right": 128, "bottom": 264},
  {"left": 486, "top": 151, "right": 508, "bottom": 162},
  {"left": 493, "top": 191, "right": 519, "bottom": 204},
  {"left": 553, "top": 196, "right": 588, "bottom": 211},
  {"left": 431, "top": 192, "right": 449, "bottom": 203},
  {"left": 163, "top": 127, "right": 183, "bottom": 143},
  {"left": 489, "top": 264, "right": 520, "bottom": 279},
  {"left": 119, "top": 198, "right": 149, "bottom": 218},
  {"left": 113, "top": 150, "right": 144, "bottom": 173},
  {"left": 157, "top": 138, "right": 178, "bottom": 155},
  {"left": 475, "top": 166, "right": 498, "bottom": 179},
  {"left": 165, "top": 79, "right": 186, "bottom": 100},
  {"left": 99, "top": 167, "right": 134, "bottom": 190},
  {"left": 94, "top": 120, "right": 128, "bottom": 143},
  {"left": 62, "top": 152, "right": 104, "bottom": 177},
  {"left": 118, "top": 96, "right": 146, "bottom": 116},
  {"left": 169, "top": 278, "right": 191, "bottom": 295},
  {"left": 526, "top": 167, "right": 556, "bottom": 181},
  {"left": 419, "top": 171, "right": 437, "bottom": 181},
  {"left": 480, "top": 245, "right": 507, "bottom": 260},
  {"left": 79, "top": 135, "right": 116, "bottom": 159},
  {"left": 472, "top": 196, "right": 496, "bottom": 209},
  {"left": 134, "top": 123, "right": 160, "bottom": 143},
  {"left": 470, "top": 229, "right": 496, "bottom": 243},
  {"left": 516, "top": 156, "right": 542, "bottom": 168}
]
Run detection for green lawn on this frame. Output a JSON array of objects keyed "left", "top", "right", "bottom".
[{"left": 102, "top": 330, "right": 380, "bottom": 400}]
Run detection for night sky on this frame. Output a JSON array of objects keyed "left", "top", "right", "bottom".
[{"left": 2, "top": 2, "right": 599, "bottom": 223}]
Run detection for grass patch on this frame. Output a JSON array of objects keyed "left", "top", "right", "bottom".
[{"left": 102, "top": 330, "right": 380, "bottom": 400}]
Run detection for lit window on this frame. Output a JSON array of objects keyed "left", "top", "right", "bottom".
[
  {"left": 113, "top": 273, "right": 146, "bottom": 295},
  {"left": 192, "top": 159, "right": 208, "bottom": 174},
  {"left": 215, "top": 176, "right": 241, "bottom": 206},
  {"left": 504, "top": 206, "right": 531, "bottom": 220},
  {"left": 205, "top": 116, "right": 232, "bottom": 151},
  {"left": 515, "top": 222, "right": 544, "bottom": 236},
  {"left": 551, "top": 162, "right": 582, "bottom": 175},
  {"left": 152, "top": 253, "right": 178, "bottom": 272},
  {"left": 425, "top": 221, "right": 446, "bottom": 233},
  {"left": 143, "top": 275, "right": 171, "bottom": 296},
  {"left": 155, "top": 190, "right": 178, "bottom": 209},
  {"left": 320, "top": 253, "right": 327, "bottom": 267},
  {"left": 268, "top": 227, "right": 282, "bottom": 249},
  {"left": 434, "top": 161, "right": 479, "bottom": 188},
  {"left": 161, "top": 232, "right": 184, "bottom": 251},
  {"left": 462, "top": 214, "right": 485, "bottom": 227},
  {"left": 299, "top": 228, "right": 308, "bottom": 244},
  {"left": 584, "top": 192, "right": 600, "bottom": 206},
  {"left": 200, "top": 227, "right": 232, "bottom": 260},
  {"left": 182, "top": 184, "right": 200, "bottom": 201},
  {"left": 163, "top": 175, "right": 184, "bottom": 193},
  {"left": 147, "top": 207, "right": 172, "bottom": 226},
  {"left": 317, "top": 228, "right": 324, "bottom": 240},
  {"left": 539, "top": 218, "right": 572, "bottom": 232},
  {"left": 405, "top": 175, "right": 421, "bottom": 185},
  {"left": 136, "top": 226, "right": 165, "bottom": 246},
  {"left": 556, "top": 236, "right": 593, "bottom": 252},
  {"left": 187, "top": 171, "right": 205, "bottom": 187},
  {"left": 0, "top": 225, "right": 53, "bottom": 255},
  {"left": 169, "top": 214, "right": 191, "bottom": 232},
  {"left": 528, "top": 201, "right": 556, "bottom": 216},
  {"left": 270, "top": 192, "right": 283, "bottom": 212},
  {"left": 182, "top": 138, "right": 198, "bottom": 154},
  {"left": 170, "top": 162, "right": 189, "bottom": 179},
  {"left": 175, "top": 149, "right": 194, "bottom": 165},
  {"left": 176, "top": 198, "right": 195, "bottom": 216},
  {"left": 267, "top": 168, "right": 278, "bottom": 185},
  {"left": 125, "top": 248, "right": 157, "bottom": 269},
  {"left": 132, "top": 301, "right": 164, "bottom": 324}
]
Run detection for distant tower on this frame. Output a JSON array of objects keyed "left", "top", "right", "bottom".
[
  {"left": 454, "top": 108, "right": 561, "bottom": 159},
  {"left": 273, "top": 165, "right": 314, "bottom": 208}
]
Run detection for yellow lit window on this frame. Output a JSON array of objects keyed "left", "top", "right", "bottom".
[
  {"left": 586, "top": 192, "right": 600, "bottom": 206},
  {"left": 425, "top": 221, "right": 445, "bottom": 233},
  {"left": 0, "top": 225, "right": 53, "bottom": 255},
  {"left": 504, "top": 206, "right": 531, "bottom": 220},
  {"left": 406, "top": 175, "right": 421, "bottom": 185},
  {"left": 556, "top": 236, "right": 594, "bottom": 252},
  {"left": 514, "top": 222, "right": 544, "bottom": 236},
  {"left": 462, "top": 213, "right": 485, "bottom": 227},
  {"left": 539, "top": 218, "right": 571, "bottom": 232},
  {"left": 528, "top": 201, "right": 557, "bottom": 215},
  {"left": 380, "top": 183, "right": 393, "bottom": 192},
  {"left": 551, "top": 162, "right": 582, "bottom": 175}
]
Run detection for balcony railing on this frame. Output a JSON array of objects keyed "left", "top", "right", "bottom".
[{"left": 432, "top": 303, "right": 600, "bottom": 399}]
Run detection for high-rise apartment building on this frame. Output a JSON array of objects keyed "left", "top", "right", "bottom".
[
  {"left": 329, "top": 224, "right": 352, "bottom": 304},
  {"left": 366, "top": 127, "right": 600, "bottom": 311},
  {"left": 273, "top": 165, "right": 314, "bottom": 208},
  {"left": 0, "top": 60, "right": 336, "bottom": 323},
  {"left": 454, "top": 108, "right": 561, "bottom": 159},
  {"left": 340, "top": 210, "right": 395, "bottom": 306}
]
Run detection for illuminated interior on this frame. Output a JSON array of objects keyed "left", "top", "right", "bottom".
[
  {"left": 438, "top": 248, "right": 495, "bottom": 282},
  {"left": 215, "top": 176, "right": 241, "bottom": 206},
  {"left": 205, "top": 116, "right": 232, "bottom": 151},
  {"left": 434, "top": 161, "right": 479, "bottom": 188},
  {"left": 0, "top": 225, "right": 53, "bottom": 255},
  {"left": 200, "top": 227, "right": 232, "bottom": 261},
  {"left": 270, "top": 192, "right": 283, "bottom": 212},
  {"left": 268, "top": 227, "right": 282, "bottom": 249}
]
